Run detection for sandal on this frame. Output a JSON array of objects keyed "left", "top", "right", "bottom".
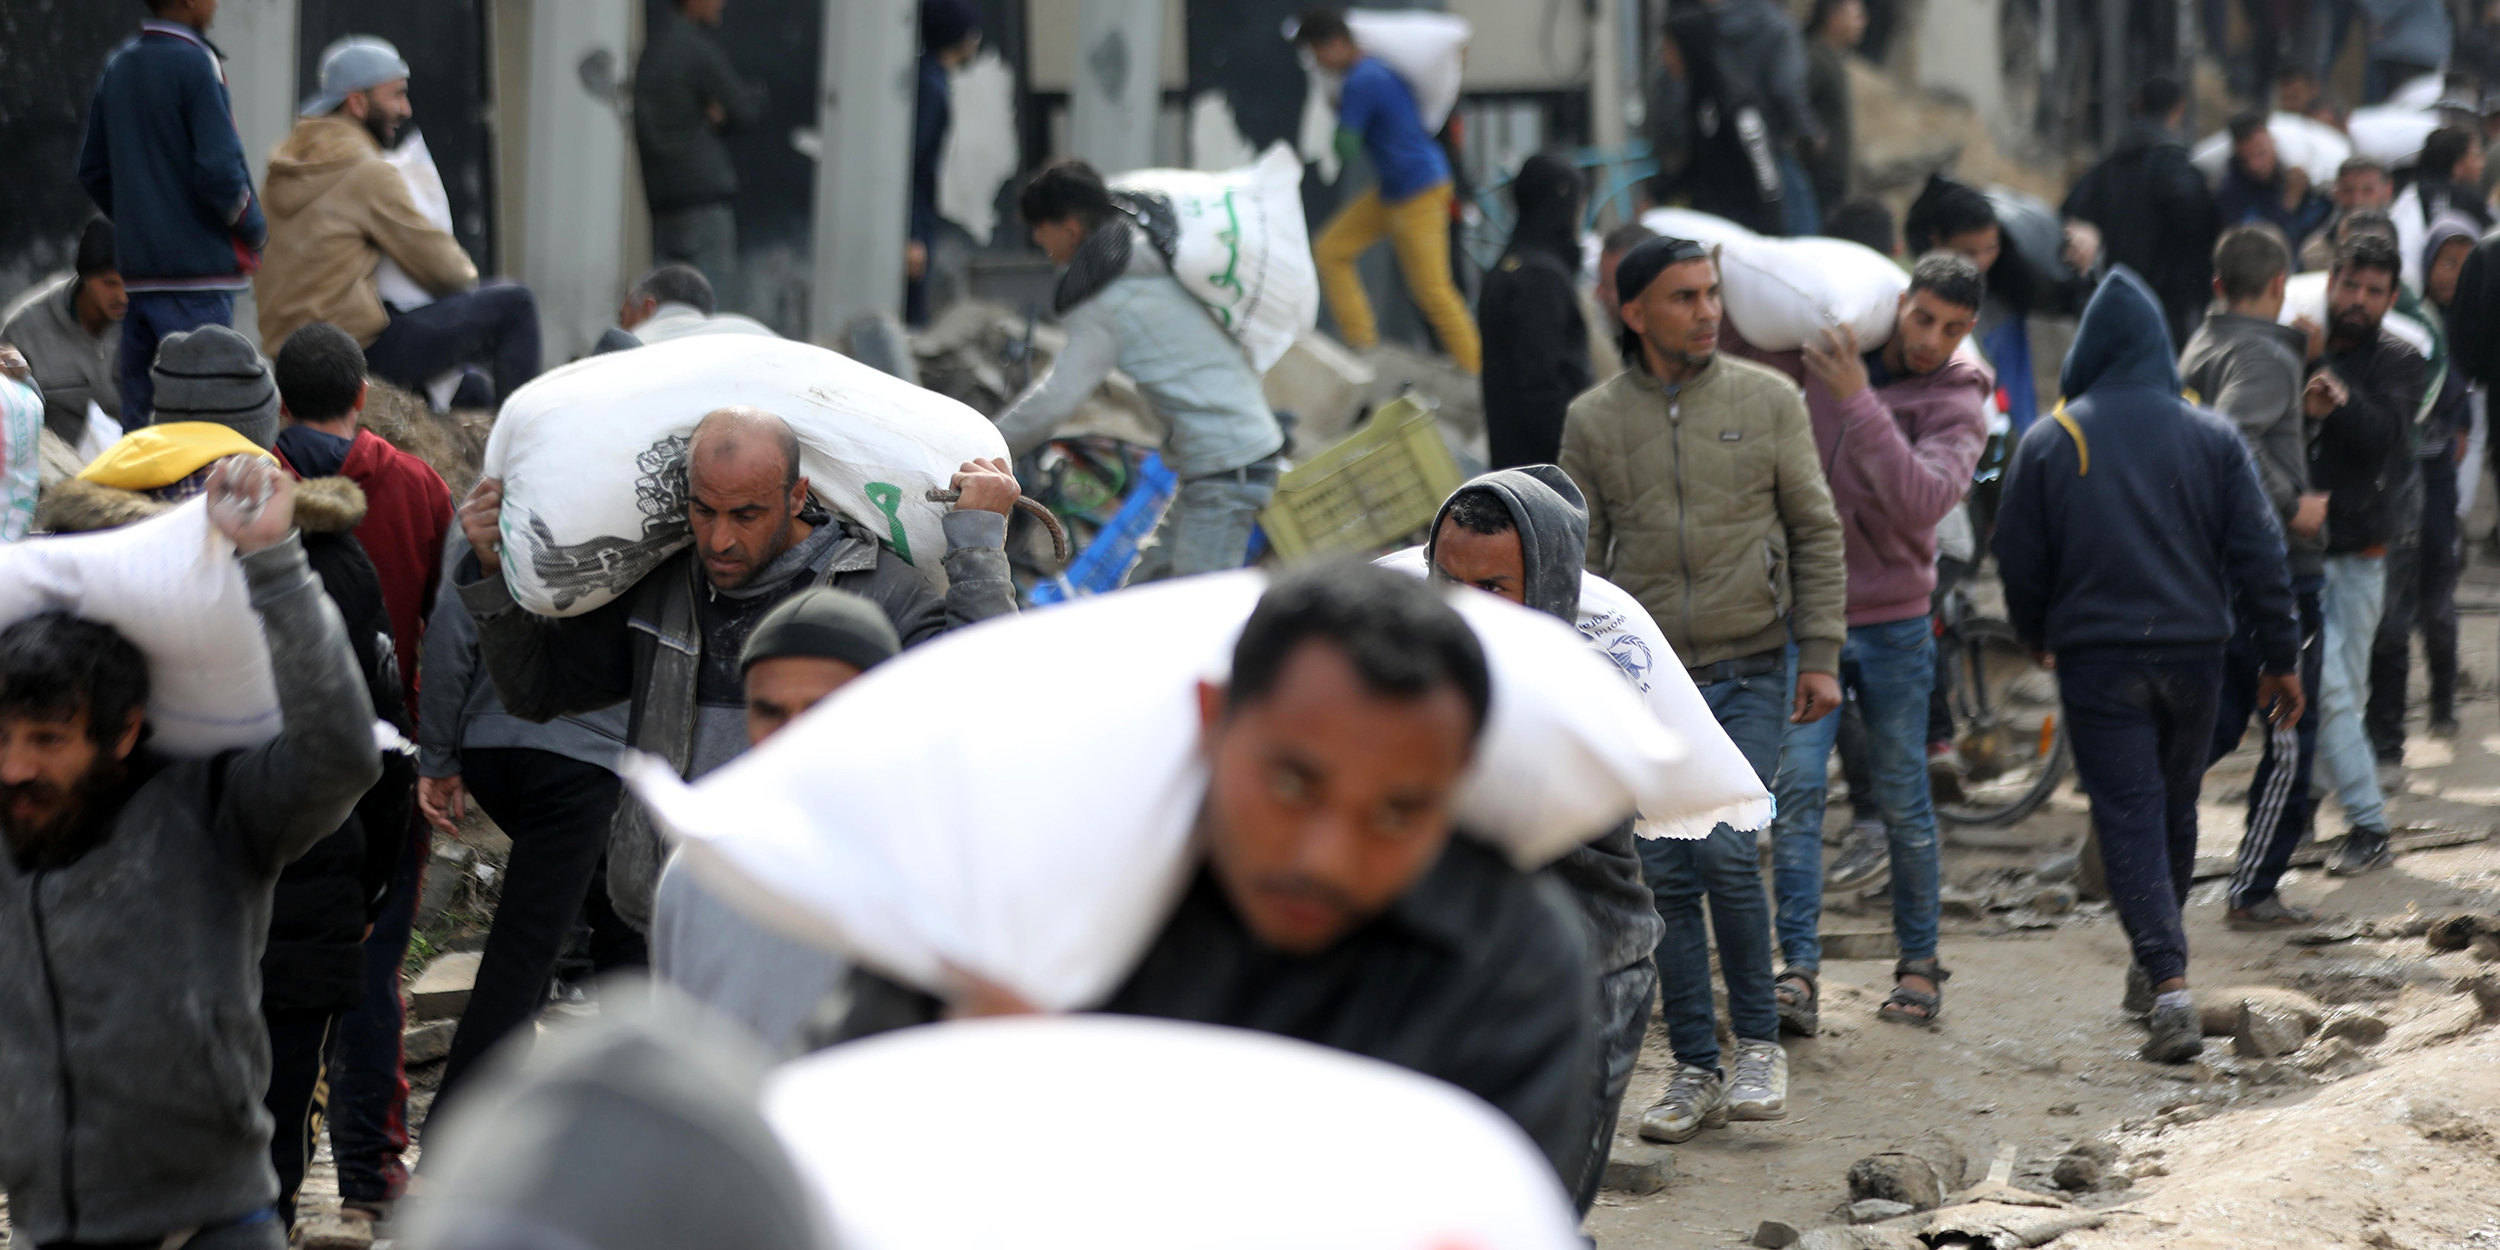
[
  {"left": 1775, "top": 966, "right": 1820, "bottom": 1036},
  {"left": 1878, "top": 957, "right": 1951, "bottom": 1028}
]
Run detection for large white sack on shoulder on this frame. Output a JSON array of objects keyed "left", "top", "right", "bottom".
[
  {"left": 0, "top": 497, "right": 279, "bottom": 755},
  {"left": 2347, "top": 106, "right": 2440, "bottom": 167},
  {"left": 1346, "top": 9, "right": 1471, "bottom": 133},
  {"left": 624, "top": 569, "right": 1686, "bottom": 1010},
  {"left": 1378, "top": 548, "right": 1770, "bottom": 839},
  {"left": 2190, "top": 112, "right": 2352, "bottom": 186},
  {"left": 1719, "top": 235, "right": 1907, "bottom": 350},
  {"left": 1639, "top": 206, "right": 1760, "bottom": 248},
  {"left": 767, "top": 1017, "right": 1583, "bottom": 1250},
  {"left": 2279, "top": 271, "right": 2435, "bottom": 357},
  {"left": 373, "top": 131, "right": 456, "bottom": 312},
  {"left": 481, "top": 335, "right": 1008, "bottom": 618},
  {"left": 1111, "top": 144, "right": 1319, "bottom": 374}
]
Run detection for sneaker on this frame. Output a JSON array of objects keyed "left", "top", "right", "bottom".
[
  {"left": 1638, "top": 1064, "right": 1730, "bottom": 1143},
  {"left": 2122, "top": 964, "right": 2153, "bottom": 1019},
  {"left": 1928, "top": 744, "right": 1967, "bottom": 804},
  {"left": 2141, "top": 1001, "right": 2205, "bottom": 1064},
  {"left": 2327, "top": 826, "right": 2395, "bottom": 876},
  {"left": 1726, "top": 1039, "right": 1790, "bottom": 1122},
  {"left": 1826, "top": 824, "right": 1891, "bottom": 891},
  {"left": 2429, "top": 716, "right": 2460, "bottom": 741},
  {"left": 2225, "top": 895, "right": 2319, "bottom": 930}
]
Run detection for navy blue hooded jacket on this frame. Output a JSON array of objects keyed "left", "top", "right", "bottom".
[
  {"left": 76, "top": 20, "right": 266, "bottom": 292},
  {"left": 1991, "top": 268, "right": 2299, "bottom": 673}
]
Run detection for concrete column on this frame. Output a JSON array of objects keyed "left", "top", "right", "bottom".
[
  {"left": 521, "top": 0, "right": 633, "bottom": 363},
  {"left": 1069, "top": 0, "right": 1163, "bottom": 175},
  {"left": 215, "top": 0, "right": 297, "bottom": 189},
  {"left": 1589, "top": 0, "right": 1626, "bottom": 154},
  {"left": 810, "top": 0, "right": 918, "bottom": 341}
]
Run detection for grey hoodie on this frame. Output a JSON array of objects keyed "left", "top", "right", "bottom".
[
  {"left": 2179, "top": 309, "right": 2319, "bottom": 576},
  {"left": 0, "top": 534, "right": 383, "bottom": 1245},
  {"left": 1426, "top": 467, "right": 1664, "bottom": 974}
]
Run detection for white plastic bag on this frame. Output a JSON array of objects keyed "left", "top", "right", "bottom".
[
  {"left": 373, "top": 131, "right": 455, "bottom": 312},
  {"left": 1112, "top": 145, "right": 1319, "bottom": 375},
  {"left": 623, "top": 570, "right": 1688, "bottom": 1011},
  {"left": 0, "top": 497, "right": 280, "bottom": 755},
  {"left": 1637, "top": 207, "right": 1904, "bottom": 349},
  {"left": 766, "top": 1017, "right": 1583, "bottom": 1250},
  {"left": 1345, "top": 9, "right": 1470, "bottom": 133},
  {"left": 2347, "top": 106, "right": 2441, "bottom": 168},
  {"left": 936, "top": 51, "right": 1020, "bottom": 245},
  {"left": 481, "top": 335, "right": 1009, "bottom": 618},
  {"left": 1377, "top": 548, "right": 1772, "bottom": 839},
  {"left": 2190, "top": 112, "right": 2353, "bottom": 187}
]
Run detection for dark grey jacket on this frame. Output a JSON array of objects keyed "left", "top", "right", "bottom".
[
  {"left": 0, "top": 274, "right": 119, "bottom": 445},
  {"left": 2180, "top": 310, "right": 2319, "bottom": 577},
  {"left": 419, "top": 526, "right": 628, "bottom": 780},
  {"left": 457, "top": 511, "right": 1015, "bottom": 931},
  {"left": 0, "top": 534, "right": 383, "bottom": 1245},
  {"left": 632, "top": 13, "right": 767, "bottom": 214},
  {"left": 1424, "top": 467, "right": 1662, "bottom": 976}
]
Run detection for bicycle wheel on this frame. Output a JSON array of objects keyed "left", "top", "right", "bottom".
[{"left": 1935, "top": 616, "right": 2069, "bottom": 827}]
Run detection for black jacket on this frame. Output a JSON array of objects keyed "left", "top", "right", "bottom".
[
  {"left": 632, "top": 13, "right": 766, "bottom": 214},
  {"left": 2449, "top": 233, "right": 2500, "bottom": 391},
  {"left": 1991, "top": 268, "right": 2298, "bottom": 671},
  {"left": 1479, "top": 251, "right": 1593, "bottom": 470},
  {"left": 2312, "top": 326, "right": 2427, "bottom": 553},
  {"left": 841, "top": 838, "right": 1599, "bottom": 1186},
  {"left": 2062, "top": 120, "right": 2219, "bottom": 349}
]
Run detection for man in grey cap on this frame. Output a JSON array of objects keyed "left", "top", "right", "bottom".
[
  {"left": 257, "top": 36, "right": 541, "bottom": 408},
  {"left": 641, "top": 588, "right": 901, "bottom": 1059},
  {"left": 148, "top": 323, "right": 282, "bottom": 448}
]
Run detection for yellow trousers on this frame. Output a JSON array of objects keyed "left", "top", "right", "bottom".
[{"left": 1312, "top": 182, "right": 1481, "bottom": 374}]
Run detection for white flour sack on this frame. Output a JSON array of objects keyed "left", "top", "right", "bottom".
[
  {"left": 623, "top": 570, "right": 1689, "bottom": 1010},
  {"left": 0, "top": 498, "right": 280, "bottom": 756},
  {"left": 2190, "top": 112, "right": 2352, "bottom": 187},
  {"left": 1636, "top": 209, "right": 1904, "bottom": 349},
  {"left": 481, "top": 335, "right": 1009, "bottom": 618},
  {"left": 1376, "top": 548, "right": 1771, "bottom": 838},
  {"left": 766, "top": 1017, "right": 1583, "bottom": 1250},
  {"left": 1112, "top": 144, "right": 1319, "bottom": 374},
  {"left": 1346, "top": 9, "right": 1470, "bottom": 132}
]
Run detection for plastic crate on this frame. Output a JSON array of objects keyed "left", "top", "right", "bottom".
[{"left": 1260, "top": 395, "right": 1465, "bottom": 560}]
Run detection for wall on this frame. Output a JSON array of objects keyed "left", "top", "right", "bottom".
[
  {"left": 298, "top": 0, "right": 499, "bottom": 267},
  {"left": 0, "top": 3, "right": 152, "bottom": 301}
]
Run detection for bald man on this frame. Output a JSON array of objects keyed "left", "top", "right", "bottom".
[{"left": 453, "top": 406, "right": 1020, "bottom": 931}]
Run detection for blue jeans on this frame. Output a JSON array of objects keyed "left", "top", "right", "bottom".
[
  {"left": 2059, "top": 649, "right": 2225, "bottom": 987},
  {"left": 1639, "top": 655, "right": 1789, "bottom": 1074},
  {"left": 1776, "top": 153, "right": 1823, "bottom": 237},
  {"left": 329, "top": 819, "right": 425, "bottom": 1204},
  {"left": 2316, "top": 553, "right": 2387, "bottom": 831},
  {"left": 1133, "top": 465, "right": 1276, "bottom": 580},
  {"left": 118, "top": 289, "right": 237, "bottom": 425},
  {"left": 1769, "top": 616, "right": 1943, "bottom": 971},
  {"left": 362, "top": 283, "right": 543, "bottom": 408}
]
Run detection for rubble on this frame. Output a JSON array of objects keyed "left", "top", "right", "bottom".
[
  {"left": 1754, "top": 1219, "right": 1804, "bottom": 1248},
  {"left": 1847, "top": 1130, "right": 1988, "bottom": 1211},
  {"left": 409, "top": 951, "right": 482, "bottom": 1023},
  {"left": 2196, "top": 987, "right": 2326, "bottom": 1037},
  {"left": 2423, "top": 913, "right": 2491, "bottom": 952},
  {"left": 2318, "top": 1005, "right": 2392, "bottom": 1045},
  {"left": 1602, "top": 1145, "right": 1672, "bottom": 1195},
  {"left": 1848, "top": 1199, "right": 1917, "bottom": 1224},
  {"left": 2232, "top": 1002, "right": 2315, "bottom": 1059},
  {"left": 404, "top": 1018, "right": 456, "bottom": 1066}
]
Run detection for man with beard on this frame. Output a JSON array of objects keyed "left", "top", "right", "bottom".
[
  {"left": 453, "top": 406, "right": 1019, "bottom": 937},
  {"left": 2301, "top": 232, "right": 2427, "bottom": 877},
  {"left": 255, "top": 37, "right": 541, "bottom": 408},
  {"left": 0, "top": 456, "right": 383, "bottom": 1250}
]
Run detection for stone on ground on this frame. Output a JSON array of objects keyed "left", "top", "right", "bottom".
[{"left": 410, "top": 951, "right": 483, "bottom": 1023}]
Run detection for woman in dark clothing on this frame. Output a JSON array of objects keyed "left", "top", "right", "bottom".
[{"left": 1479, "top": 153, "right": 1593, "bottom": 471}]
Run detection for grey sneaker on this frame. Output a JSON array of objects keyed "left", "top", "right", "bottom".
[
  {"left": 1638, "top": 1063, "right": 1730, "bottom": 1143},
  {"left": 1826, "top": 825, "right": 1891, "bottom": 891},
  {"left": 1727, "top": 1039, "right": 1790, "bottom": 1122},
  {"left": 2122, "top": 964, "right": 2153, "bottom": 1019},
  {"left": 2141, "top": 1001, "right": 2205, "bottom": 1064},
  {"left": 2327, "top": 826, "right": 2394, "bottom": 876}
]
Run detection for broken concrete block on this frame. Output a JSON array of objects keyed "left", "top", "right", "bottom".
[
  {"left": 1602, "top": 1145, "right": 1671, "bottom": 1194},
  {"left": 1821, "top": 930, "right": 1901, "bottom": 962},
  {"left": 1847, "top": 1199, "right": 1915, "bottom": 1224},
  {"left": 2234, "top": 1002, "right": 2313, "bottom": 1059},
  {"left": 1798, "top": 1228, "right": 1924, "bottom": 1250},
  {"left": 403, "top": 1018, "right": 455, "bottom": 1066},
  {"left": 1752, "top": 1220, "right": 1802, "bottom": 1248},
  {"left": 2318, "top": 1006, "right": 2391, "bottom": 1045},
  {"left": 416, "top": 841, "right": 471, "bottom": 932},
  {"left": 1846, "top": 1131, "right": 1987, "bottom": 1211},
  {"left": 409, "top": 950, "right": 483, "bottom": 1023},
  {"left": 2050, "top": 1154, "right": 2103, "bottom": 1191},
  {"left": 2198, "top": 987, "right": 2326, "bottom": 1037}
]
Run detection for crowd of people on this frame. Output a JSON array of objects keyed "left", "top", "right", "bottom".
[{"left": 7, "top": 0, "right": 2500, "bottom": 1246}]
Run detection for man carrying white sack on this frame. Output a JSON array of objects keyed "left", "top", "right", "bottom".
[
  {"left": 833, "top": 559, "right": 1603, "bottom": 1185},
  {"left": 454, "top": 406, "right": 1019, "bottom": 933},
  {"left": 0, "top": 457, "right": 383, "bottom": 1250}
]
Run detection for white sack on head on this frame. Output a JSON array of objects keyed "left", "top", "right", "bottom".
[
  {"left": 1378, "top": 548, "right": 1770, "bottom": 839},
  {"left": 767, "top": 1016, "right": 1583, "bottom": 1250},
  {"left": 624, "top": 569, "right": 1686, "bottom": 1011},
  {"left": 480, "top": 335, "right": 1008, "bottom": 618},
  {"left": 0, "top": 497, "right": 279, "bottom": 755},
  {"left": 2279, "top": 270, "right": 2434, "bottom": 357},
  {"left": 1636, "top": 208, "right": 1904, "bottom": 350},
  {"left": 1111, "top": 145, "right": 1318, "bottom": 374},
  {"left": 2190, "top": 112, "right": 2353, "bottom": 186}
]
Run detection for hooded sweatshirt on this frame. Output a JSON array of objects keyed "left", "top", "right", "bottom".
[
  {"left": 256, "top": 115, "right": 478, "bottom": 350},
  {"left": 1990, "top": 268, "right": 2299, "bottom": 671},
  {"left": 1424, "top": 467, "right": 1664, "bottom": 975},
  {"left": 1724, "top": 334, "right": 1994, "bottom": 626},
  {"left": 2179, "top": 308, "right": 2318, "bottom": 576},
  {"left": 2420, "top": 213, "right": 2481, "bottom": 451}
]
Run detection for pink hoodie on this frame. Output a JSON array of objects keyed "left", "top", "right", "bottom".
[{"left": 1727, "top": 333, "right": 1995, "bottom": 627}]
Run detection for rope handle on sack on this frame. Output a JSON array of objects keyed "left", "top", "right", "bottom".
[{"left": 924, "top": 489, "right": 1072, "bottom": 563}]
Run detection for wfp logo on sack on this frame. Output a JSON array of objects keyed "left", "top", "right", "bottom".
[{"left": 1578, "top": 611, "right": 1654, "bottom": 694}]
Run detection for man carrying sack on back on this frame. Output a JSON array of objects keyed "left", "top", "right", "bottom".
[{"left": 453, "top": 407, "right": 1018, "bottom": 933}]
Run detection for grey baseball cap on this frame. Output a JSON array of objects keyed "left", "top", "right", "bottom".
[{"left": 300, "top": 35, "right": 411, "bottom": 118}]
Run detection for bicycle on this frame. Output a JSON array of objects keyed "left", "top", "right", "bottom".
[{"left": 1930, "top": 430, "right": 2070, "bottom": 829}]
